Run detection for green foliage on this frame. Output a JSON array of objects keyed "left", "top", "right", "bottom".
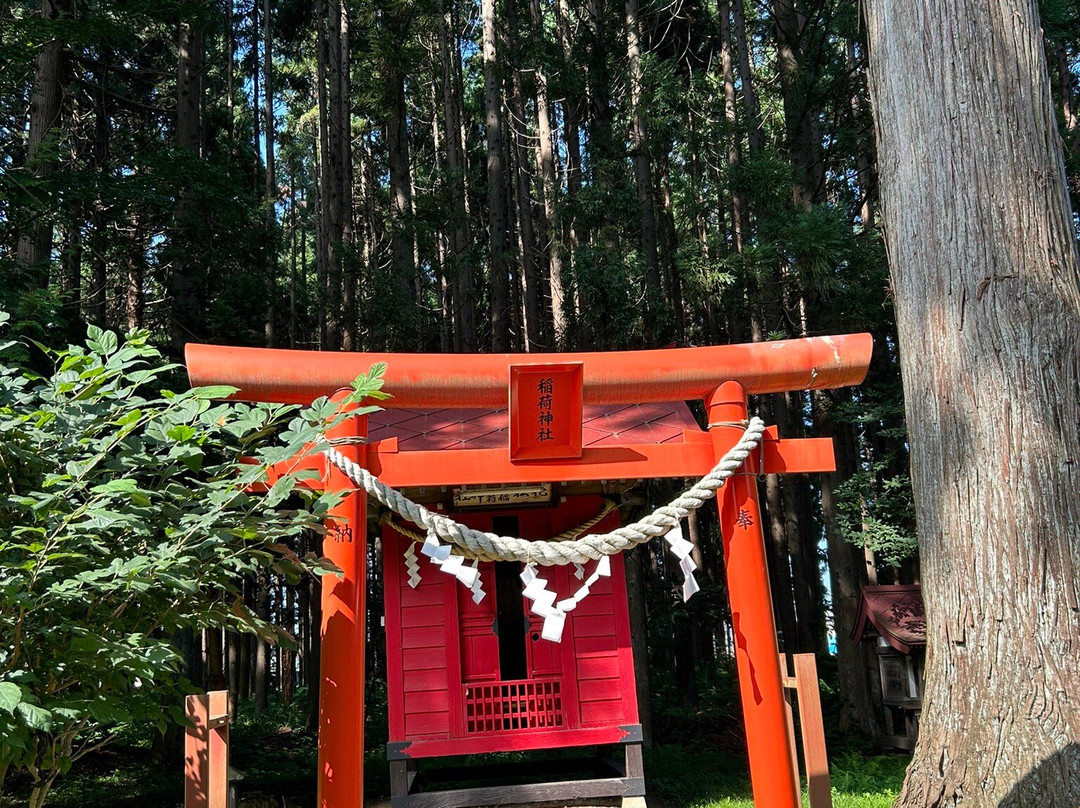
[
  {"left": 645, "top": 745, "right": 906, "bottom": 808},
  {"left": 834, "top": 465, "right": 918, "bottom": 566},
  {"left": 0, "top": 316, "right": 385, "bottom": 801}
]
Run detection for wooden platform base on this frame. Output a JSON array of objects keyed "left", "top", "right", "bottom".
[{"left": 389, "top": 743, "right": 646, "bottom": 808}]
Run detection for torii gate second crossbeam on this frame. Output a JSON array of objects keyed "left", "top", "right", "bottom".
[{"left": 185, "top": 333, "right": 873, "bottom": 808}]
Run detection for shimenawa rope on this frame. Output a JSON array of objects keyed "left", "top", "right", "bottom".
[{"left": 322, "top": 417, "right": 765, "bottom": 566}]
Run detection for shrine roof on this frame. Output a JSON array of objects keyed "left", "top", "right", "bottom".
[
  {"left": 850, "top": 585, "right": 926, "bottom": 654},
  {"left": 368, "top": 402, "right": 701, "bottom": 452}
]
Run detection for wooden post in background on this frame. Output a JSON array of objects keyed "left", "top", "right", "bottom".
[
  {"left": 780, "top": 653, "right": 833, "bottom": 808},
  {"left": 794, "top": 654, "right": 831, "bottom": 808},
  {"left": 779, "top": 655, "right": 801, "bottom": 796},
  {"left": 184, "top": 690, "right": 230, "bottom": 808}
]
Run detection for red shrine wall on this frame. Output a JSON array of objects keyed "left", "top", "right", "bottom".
[{"left": 382, "top": 496, "right": 640, "bottom": 758}]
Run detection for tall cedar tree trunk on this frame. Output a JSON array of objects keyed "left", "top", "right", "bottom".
[
  {"left": 529, "top": 0, "right": 566, "bottom": 344},
  {"left": 766, "top": 0, "right": 825, "bottom": 653},
  {"left": 483, "top": 0, "right": 511, "bottom": 351},
  {"left": 124, "top": 207, "right": 144, "bottom": 330},
  {"left": 732, "top": 0, "right": 763, "bottom": 153},
  {"left": 817, "top": 396, "right": 878, "bottom": 736},
  {"left": 87, "top": 52, "right": 110, "bottom": 326},
  {"left": 170, "top": 0, "right": 206, "bottom": 353},
  {"left": 624, "top": 0, "right": 662, "bottom": 342},
  {"left": 556, "top": 0, "right": 585, "bottom": 340},
  {"left": 431, "top": 82, "right": 453, "bottom": 353},
  {"left": 254, "top": 571, "right": 270, "bottom": 713},
  {"left": 772, "top": 0, "right": 823, "bottom": 209},
  {"left": 252, "top": 0, "right": 260, "bottom": 193},
  {"left": 439, "top": 0, "right": 477, "bottom": 351},
  {"left": 17, "top": 0, "right": 71, "bottom": 274},
  {"left": 314, "top": 92, "right": 330, "bottom": 350},
  {"left": 847, "top": 41, "right": 874, "bottom": 228},
  {"left": 864, "top": 1, "right": 1080, "bottom": 803},
  {"left": 507, "top": 0, "right": 544, "bottom": 350},
  {"left": 388, "top": 70, "right": 418, "bottom": 337},
  {"left": 719, "top": 0, "right": 748, "bottom": 250},
  {"left": 659, "top": 163, "right": 683, "bottom": 341},
  {"left": 318, "top": 0, "right": 343, "bottom": 348},
  {"left": 336, "top": 0, "right": 355, "bottom": 349},
  {"left": 305, "top": 539, "right": 323, "bottom": 731},
  {"left": 263, "top": 0, "right": 277, "bottom": 346}
]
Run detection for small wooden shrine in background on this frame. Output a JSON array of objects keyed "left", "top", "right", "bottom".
[{"left": 851, "top": 584, "right": 926, "bottom": 750}]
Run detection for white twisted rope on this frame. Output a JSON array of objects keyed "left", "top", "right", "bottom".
[{"left": 323, "top": 417, "right": 765, "bottom": 566}]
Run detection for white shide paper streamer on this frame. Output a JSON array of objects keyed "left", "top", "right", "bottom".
[
  {"left": 404, "top": 542, "right": 422, "bottom": 588},
  {"left": 419, "top": 530, "right": 485, "bottom": 596},
  {"left": 520, "top": 555, "right": 612, "bottom": 642},
  {"left": 664, "top": 522, "right": 701, "bottom": 602}
]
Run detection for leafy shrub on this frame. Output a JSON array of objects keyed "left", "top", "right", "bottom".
[{"left": 0, "top": 314, "right": 385, "bottom": 806}]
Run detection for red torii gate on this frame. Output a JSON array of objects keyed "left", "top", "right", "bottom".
[{"left": 186, "top": 333, "right": 873, "bottom": 808}]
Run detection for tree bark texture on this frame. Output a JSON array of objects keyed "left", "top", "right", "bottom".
[
  {"left": 439, "top": 0, "right": 476, "bottom": 351},
  {"left": 388, "top": 72, "right": 417, "bottom": 325},
  {"left": 624, "top": 0, "right": 662, "bottom": 342},
  {"left": 529, "top": 0, "right": 565, "bottom": 345},
  {"left": 506, "top": 0, "right": 544, "bottom": 351},
  {"left": 864, "top": 1, "right": 1080, "bottom": 804},
  {"left": 18, "top": 0, "right": 71, "bottom": 273},
  {"left": 170, "top": 0, "right": 206, "bottom": 353},
  {"left": 483, "top": 0, "right": 511, "bottom": 351}
]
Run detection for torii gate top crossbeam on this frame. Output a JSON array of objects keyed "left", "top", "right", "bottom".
[{"left": 185, "top": 333, "right": 873, "bottom": 407}]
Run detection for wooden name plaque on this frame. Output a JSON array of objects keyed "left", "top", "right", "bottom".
[{"left": 509, "top": 363, "right": 584, "bottom": 461}]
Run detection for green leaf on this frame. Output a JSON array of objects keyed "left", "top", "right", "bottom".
[
  {"left": 16, "top": 702, "right": 52, "bottom": 731},
  {"left": 87, "top": 699, "right": 129, "bottom": 724},
  {"left": 166, "top": 424, "right": 196, "bottom": 442},
  {"left": 92, "top": 478, "right": 151, "bottom": 507},
  {"left": 0, "top": 683, "right": 23, "bottom": 714},
  {"left": 98, "top": 330, "right": 118, "bottom": 355},
  {"left": 190, "top": 385, "right": 239, "bottom": 400}
]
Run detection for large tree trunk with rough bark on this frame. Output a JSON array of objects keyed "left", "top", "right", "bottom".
[{"left": 864, "top": 1, "right": 1080, "bottom": 804}]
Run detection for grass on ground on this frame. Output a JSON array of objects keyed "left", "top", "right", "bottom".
[{"left": 2, "top": 737, "right": 907, "bottom": 808}]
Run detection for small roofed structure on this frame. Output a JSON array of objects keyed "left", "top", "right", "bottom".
[
  {"left": 374, "top": 402, "right": 697, "bottom": 805},
  {"left": 851, "top": 585, "right": 926, "bottom": 749}
]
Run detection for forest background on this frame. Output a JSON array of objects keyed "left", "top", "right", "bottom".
[{"left": 1, "top": 0, "right": 1079, "bottom": 802}]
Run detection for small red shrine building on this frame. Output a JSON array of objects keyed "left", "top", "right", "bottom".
[
  {"left": 382, "top": 500, "right": 638, "bottom": 750},
  {"left": 373, "top": 403, "right": 698, "bottom": 804}
]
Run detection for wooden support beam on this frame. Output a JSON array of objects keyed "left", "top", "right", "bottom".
[
  {"left": 186, "top": 334, "right": 873, "bottom": 407},
  {"left": 779, "top": 653, "right": 834, "bottom": 808},
  {"left": 794, "top": 654, "right": 833, "bottom": 808},
  {"left": 184, "top": 691, "right": 229, "bottom": 808},
  {"left": 249, "top": 432, "right": 835, "bottom": 492}
]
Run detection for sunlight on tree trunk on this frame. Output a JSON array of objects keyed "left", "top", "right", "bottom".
[{"left": 865, "top": 1, "right": 1080, "bottom": 804}]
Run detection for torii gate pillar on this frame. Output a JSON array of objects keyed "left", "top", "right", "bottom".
[
  {"left": 709, "top": 382, "right": 800, "bottom": 808},
  {"left": 317, "top": 392, "right": 368, "bottom": 808}
]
